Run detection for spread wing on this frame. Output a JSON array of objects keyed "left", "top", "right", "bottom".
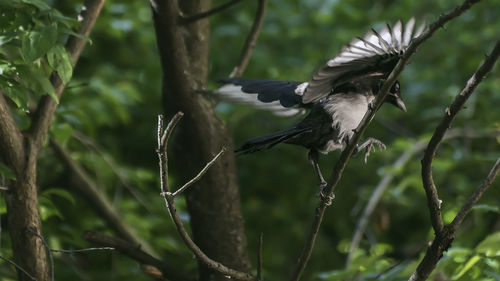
[
  {"left": 215, "top": 78, "right": 309, "bottom": 116},
  {"left": 302, "top": 18, "right": 425, "bottom": 104}
]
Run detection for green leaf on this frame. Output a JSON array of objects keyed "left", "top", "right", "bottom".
[
  {"left": 39, "top": 196, "right": 63, "bottom": 220},
  {"left": 21, "top": 24, "right": 58, "bottom": 62},
  {"left": 451, "top": 255, "right": 481, "bottom": 280},
  {"left": 0, "top": 162, "right": 16, "bottom": 180},
  {"left": 0, "top": 78, "right": 29, "bottom": 108},
  {"left": 51, "top": 123, "right": 74, "bottom": 146},
  {"left": 47, "top": 44, "right": 73, "bottom": 84},
  {"left": 477, "top": 232, "right": 500, "bottom": 257},
  {"left": 20, "top": 0, "right": 51, "bottom": 11},
  {"left": 42, "top": 188, "right": 76, "bottom": 205},
  {"left": 16, "top": 65, "right": 58, "bottom": 102}
]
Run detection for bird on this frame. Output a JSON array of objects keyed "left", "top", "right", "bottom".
[{"left": 216, "top": 19, "right": 424, "bottom": 194}]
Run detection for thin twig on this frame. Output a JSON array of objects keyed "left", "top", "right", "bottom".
[
  {"left": 257, "top": 232, "right": 264, "bottom": 281},
  {"left": 346, "top": 129, "right": 500, "bottom": 266},
  {"left": 28, "top": 228, "right": 54, "bottom": 281},
  {"left": 51, "top": 247, "right": 115, "bottom": 253},
  {"left": 289, "top": 1, "right": 483, "bottom": 280},
  {"left": 409, "top": 41, "right": 500, "bottom": 281},
  {"left": 450, "top": 157, "right": 500, "bottom": 230},
  {"left": 73, "top": 132, "right": 152, "bottom": 212},
  {"left": 347, "top": 140, "right": 427, "bottom": 267},
  {"left": 157, "top": 114, "right": 255, "bottom": 281},
  {"left": 180, "top": 0, "right": 246, "bottom": 24},
  {"left": 421, "top": 39, "right": 500, "bottom": 237},
  {"left": 229, "top": 0, "right": 268, "bottom": 78},
  {"left": 171, "top": 147, "right": 226, "bottom": 197},
  {"left": 0, "top": 255, "right": 37, "bottom": 281},
  {"left": 83, "top": 231, "right": 190, "bottom": 281}
]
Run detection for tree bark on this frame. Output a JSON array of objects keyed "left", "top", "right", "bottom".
[{"left": 151, "top": 0, "right": 251, "bottom": 280}]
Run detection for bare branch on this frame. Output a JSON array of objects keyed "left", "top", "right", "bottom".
[
  {"left": 171, "top": 147, "right": 226, "bottom": 197},
  {"left": 0, "top": 255, "right": 36, "bottom": 281},
  {"left": 229, "top": 0, "right": 268, "bottom": 78},
  {"left": 409, "top": 40, "right": 500, "bottom": 281},
  {"left": 157, "top": 114, "right": 256, "bottom": 281},
  {"left": 289, "top": 1, "right": 483, "bottom": 280},
  {"left": 347, "top": 129, "right": 500, "bottom": 266},
  {"left": 180, "top": 0, "right": 246, "bottom": 24},
  {"left": 29, "top": 0, "right": 106, "bottom": 153},
  {"left": 257, "top": 232, "right": 264, "bottom": 281},
  {"left": 50, "top": 140, "right": 157, "bottom": 257},
  {"left": 83, "top": 231, "right": 191, "bottom": 281},
  {"left": 51, "top": 247, "right": 115, "bottom": 253},
  {"left": 347, "top": 140, "right": 427, "bottom": 266},
  {"left": 450, "top": 157, "right": 500, "bottom": 230}
]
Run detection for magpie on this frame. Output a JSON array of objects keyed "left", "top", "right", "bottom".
[{"left": 216, "top": 19, "right": 423, "bottom": 190}]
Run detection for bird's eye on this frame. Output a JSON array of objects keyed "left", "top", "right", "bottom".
[{"left": 390, "top": 81, "right": 400, "bottom": 94}]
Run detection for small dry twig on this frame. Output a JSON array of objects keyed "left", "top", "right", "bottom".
[
  {"left": 157, "top": 112, "right": 255, "bottom": 281},
  {"left": 229, "top": 0, "right": 268, "bottom": 78}
]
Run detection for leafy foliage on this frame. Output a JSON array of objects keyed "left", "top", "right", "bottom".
[{"left": 0, "top": 0, "right": 499, "bottom": 280}]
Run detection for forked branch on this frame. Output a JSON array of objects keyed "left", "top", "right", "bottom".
[
  {"left": 409, "top": 40, "right": 500, "bottom": 281},
  {"left": 180, "top": 0, "right": 246, "bottom": 24},
  {"left": 157, "top": 112, "right": 256, "bottom": 281}
]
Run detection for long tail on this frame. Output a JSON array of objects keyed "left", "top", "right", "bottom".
[{"left": 235, "top": 127, "right": 310, "bottom": 154}]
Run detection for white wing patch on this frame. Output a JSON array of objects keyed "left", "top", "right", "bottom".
[
  {"left": 215, "top": 84, "right": 305, "bottom": 117},
  {"left": 327, "top": 18, "right": 425, "bottom": 67}
]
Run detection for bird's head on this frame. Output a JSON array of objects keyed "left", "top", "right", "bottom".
[{"left": 384, "top": 81, "right": 406, "bottom": 112}]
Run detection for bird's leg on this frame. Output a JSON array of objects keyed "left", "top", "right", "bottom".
[
  {"left": 308, "top": 149, "right": 333, "bottom": 205},
  {"left": 355, "top": 137, "right": 386, "bottom": 163}
]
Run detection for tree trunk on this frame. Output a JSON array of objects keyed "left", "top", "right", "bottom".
[
  {"left": 5, "top": 144, "right": 49, "bottom": 281},
  {"left": 151, "top": 0, "right": 252, "bottom": 280}
]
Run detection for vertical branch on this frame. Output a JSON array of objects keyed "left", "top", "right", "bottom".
[
  {"left": 156, "top": 113, "right": 255, "bottom": 281},
  {"left": 229, "top": 0, "right": 268, "bottom": 78},
  {"left": 409, "top": 41, "right": 500, "bottom": 281}
]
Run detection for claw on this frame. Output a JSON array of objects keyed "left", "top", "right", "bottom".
[
  {"left": 356, "top": 138, "right": 386, "bottom": 163},
  {"left": 317, "top": 181, "right": 334, "bottom": 205}
]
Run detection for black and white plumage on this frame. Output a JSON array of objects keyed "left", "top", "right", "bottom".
[{"left": 216, "top": 19, "right": 424, "bottom": 188}]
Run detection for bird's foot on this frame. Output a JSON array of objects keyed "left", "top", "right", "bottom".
[
  {"left": 356, "top": 138, "right": 386, "bottom": 164},
  {"left": 317, "top": 181, "right": 334, "bottom": 206}
]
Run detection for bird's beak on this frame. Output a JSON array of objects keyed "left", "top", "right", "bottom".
[{"left": 396, "top": 97, "right": 407, "bottom": 112}]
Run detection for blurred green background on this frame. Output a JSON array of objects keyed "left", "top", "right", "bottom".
[{"left": 1, "top": 0, "right": 499, "bottom": 280}]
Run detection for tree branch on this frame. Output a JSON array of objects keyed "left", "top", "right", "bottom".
[
  {"left": 29, "top": 0, "right": 106, "bottom": 153},
  {"left": 421, "top": 39, "right": 500, "bottom": 236},
  {"left": 409, "top": 41, "right": 500, "bottom": 281},
  {"left": 0, "top": 91, "right": 24, "bottom": 172},
  {"left": 347, "top": 129, "right": 500, "bottom": 266},
  {"left": 180, "top": 0, "right": 246, "bottom": 24},
  {"left": 83, "top": 231, "right": 191, "bottom": 281},
  {"left": 289, "top": 1, "right": 483, "bottom": 280},
  {"left": 157, "top": 113, "right": 256, "bottom": 281},
  {"left": 50, "top": 140, "right": 158, "bottom": 257},
  {"left": 229, "top": 0, "right": 268, "bottom": 78}
]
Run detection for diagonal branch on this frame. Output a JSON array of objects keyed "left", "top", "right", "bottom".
[
  {"left": 50, "top": 140, "right": 157, "bottom": 257},
  {"left": 83, "top": 231, "right": 192, "bottom": 281},
  {"left": 157, "top": 113, "right": 256, "bottom": 281},
  {"left": 229, "top": 0, "right": 268, "bottom": 78},
  {"left": 180, "top": 0, "right": 246, "bottom": 24},
  {"left": 347, "top": 129, "right": 500, "bottom": 267},
  {"left": 409, "top": 41, "right": 500, "bottom": 281},
  {"left": 29, "top": 0, "right": 106, "bottom": 153},
  {"left": 421, "top": 39, "right": 500, "bottom": 235},
  {"left": 289, "top": 1, "right": 483, "bottom": 280}
]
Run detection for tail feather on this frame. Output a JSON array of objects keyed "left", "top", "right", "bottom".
[{"left": 235, "top": 127, "right": 311, "bottom": 154}]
